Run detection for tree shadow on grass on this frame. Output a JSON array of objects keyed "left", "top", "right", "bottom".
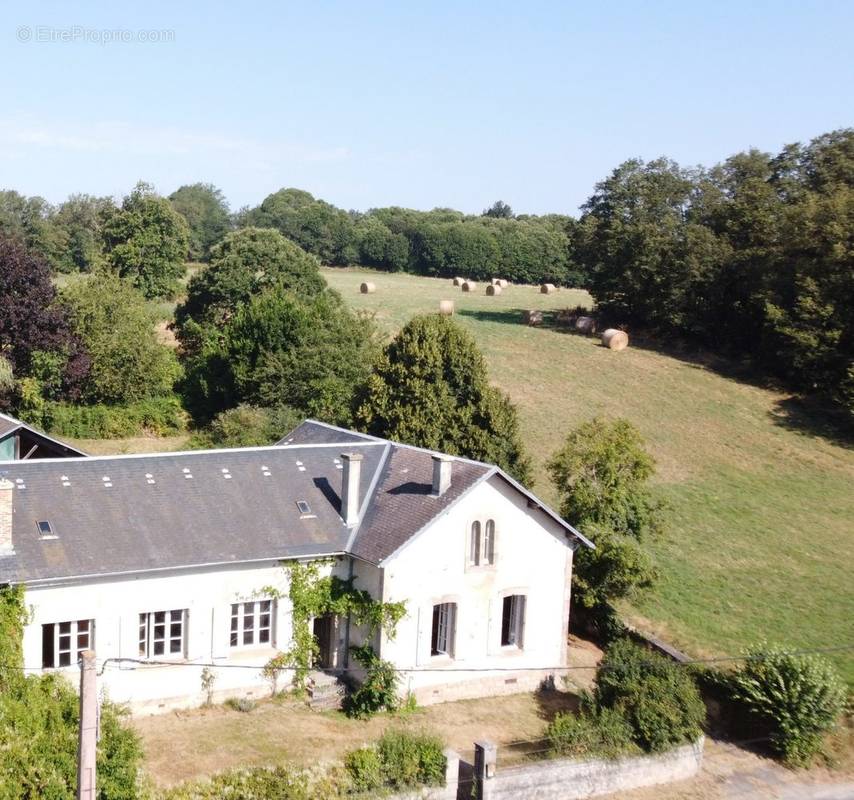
[
  {"left": 767, "top": 395, "right": 853, "bottom": 449},
  {"left": 457, "top": 308, "right": 549, "bottom": 327},
  {"left": 459, "top": 309, "right": 853, "bottom": 446}
]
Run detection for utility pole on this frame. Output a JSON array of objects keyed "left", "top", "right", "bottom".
[{"left": 77, "top": 650, "right": 97, "bottom": 800}]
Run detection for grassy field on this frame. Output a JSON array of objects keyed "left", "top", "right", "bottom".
[{"left": 321, "top": 267, "right": 854, "bottom": 682}]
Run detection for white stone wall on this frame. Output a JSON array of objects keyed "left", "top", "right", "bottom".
[
  {"left": 19, "top": 475, "right": 578, "bottom": 713},
  {"left": 22, "top": 558, "right": 344, "bottom": 714},
  {"left": 379, "top": 475, "right": 575, "bottom": 704}
]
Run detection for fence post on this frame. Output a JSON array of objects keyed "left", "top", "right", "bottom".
[
  {"left": 473, "top": 740, "right": 497, "bottom": 800},
  {"left": 442, "top": 748, "right": 460, "bottom": 799}
]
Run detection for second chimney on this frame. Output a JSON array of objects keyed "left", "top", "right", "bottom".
[
  {"left": 340, "top": 452, "right": 363, "bottom": 527},
  {"left": 431, "top": 455, "right": 453, "bottom": 497},
  {"left": 0, "top": 478, "right": 14, "bottom": 557}
]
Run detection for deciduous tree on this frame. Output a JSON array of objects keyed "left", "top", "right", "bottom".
[
  {"left": 101, "top": 182, "right": 190, "bottom": 299},
  {"left": 354, "top": 314, "right": 531, "bottom": 482}
]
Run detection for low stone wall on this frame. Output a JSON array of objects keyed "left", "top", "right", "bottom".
[{"left": 476, "top": 737, "right": 705, "bottom": 800}]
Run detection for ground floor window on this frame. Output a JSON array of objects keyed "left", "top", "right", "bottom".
[
  {"left": 501, "top": 594, "right": 526, "bottom": 648},
  {"left": 139, "top": 609, "right": 186, "bottom": 658},
  {"left": 42, "top": 620, "right": 93, "bottom": 668},
  {"left": 431, "top": 602, "right": 456, "bottom": 657},
  {"left": 230, "top": 600, "right": 273, "bottom": 647}
]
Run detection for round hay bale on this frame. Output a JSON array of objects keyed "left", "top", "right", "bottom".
[
  {"left": 360, "top": 282, "right": 376, "bottom": 294},
  {"left": 497, "top": 279, "right": 509, "bottom": 288},
  {"left": 439, "top": 300, "right": 455, "bottom": 316},
  {"left": 461, "top": 280, "right": 477, "bottom": 292},
  {"left": 523, "top": 309, "right": 543, "bottom": 326},
  {"left": 575, "top": 316, "right": 597, "bottom": 335},
  {"left": 452, "top": 276, "right": 463, "bottom": 286},
  {"left": 602, "top": 328, "right": 629, "bottom": 351},
  {"left": 486, "top": 284, "right": 502, "bottom": 296},
  {"left": 540, "top": 283, "right": 556, "bottom": 294}
]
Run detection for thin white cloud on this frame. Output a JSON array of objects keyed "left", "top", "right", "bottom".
[{"left": 0, "top": 117, "right": 350, "bottom": 166}]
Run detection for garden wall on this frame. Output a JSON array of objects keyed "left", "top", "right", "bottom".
[{"left": 471, "top": 737, "right": 704, "bottom": 800}]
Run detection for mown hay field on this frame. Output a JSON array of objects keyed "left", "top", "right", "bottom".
[{"left": 322, "top": 267, "right": 854, "bottom": 682}]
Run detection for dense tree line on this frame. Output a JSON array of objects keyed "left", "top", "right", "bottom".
[
  {"left": 579, "top": 129, "right": 853, "bottom": 416},
  {"left": 1, "top": 125, "right": 849, "bottom": 423}
]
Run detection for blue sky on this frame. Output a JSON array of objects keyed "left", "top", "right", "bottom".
[{"left": 1, "top": 1, "right": 851, "bottom": 215}]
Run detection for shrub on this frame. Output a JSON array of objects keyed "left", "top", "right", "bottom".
[
  {"left": 224, "top": 696, "right": 255, "bottom": 713},
  {"left": 594, "top": 639, "right": 705, "bottom": 753},
  {"left": 157, "top": 764, "right": 331, "bottom": 800},
  {"left": 190, "top": 404, "right": 302, "bottom": 449},
  {"left": 547, "top": 703, "right": 637, "bottom": 759},
  {"left": 729, "top": 645, "right": 846, "bottom": 766},
  {"left": 345, "top": 644, "right": 400, "bottom": 719},
  {"left": 0, "top": 672, "right": 142, "bottom": 800},
  {"left": 40, "top": 395, "right": 188, "bottom": 438},
  {"left": 376, "top": 729, "right": 446, "bottom": 789},
  {"left": 343, "top": 746, "right": 383, "bottom": 792}
]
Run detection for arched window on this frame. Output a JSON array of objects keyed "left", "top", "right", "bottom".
[
  {"left": 484, "top": 520, "right": 495, "bottom": 565},
  {"left": 469, "top": 521, "right": 481, "bottom": 566}
]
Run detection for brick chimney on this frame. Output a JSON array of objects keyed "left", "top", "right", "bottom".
[
  {"left": 0, "top": 478, "right": 14, "bottom": 557},
  {"left": 431, "top": 455, "right": 453, "bottom": 497},
  {"left": 340, "top": 453, "right": 363, "bottom": 527}
]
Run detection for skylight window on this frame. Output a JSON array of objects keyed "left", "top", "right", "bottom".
[
  {"left": 296, "top": 500, "right": 312, "bottom": 516},
  {"left": 36, "top": 520, "right": 56, "bottom": 539}
]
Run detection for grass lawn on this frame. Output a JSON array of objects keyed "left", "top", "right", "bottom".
[
  {"left": 134, "top": 688, "right": 579, "bottom": 788},
  {"left": 321, "top": 267, "right": 854, "bottom": 683}
]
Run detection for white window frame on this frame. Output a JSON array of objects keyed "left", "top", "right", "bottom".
[
  {"left": 467, "top": 518, "right": 496, "bottom": 568},
  {"left": 230, "top": 599, "right": 274, "bottom": 648},
  {"left": 469, "top": 521, "right": 481, "bottom": 566},
  {"left": 431, "top": 602, "right": 457, "bottom": 658},
  {"left": 500, "top": 594, "right": 526, "bottom": 650},
  {"left": 483, "top": 519, "right": 496, "bottom": 566},
  {"left": 139, "top": 609, "right": 187, "bottom": 659},
  {"left": 42, "top": 619, "right": 94, "bottom": 669}
]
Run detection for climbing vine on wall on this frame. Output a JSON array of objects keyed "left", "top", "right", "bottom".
[
  {"left": 0, "top": 584, "right": 26, "bottom": 691},
  {"left": 261, "top": 560, "right": 406, "bottom": 690}
]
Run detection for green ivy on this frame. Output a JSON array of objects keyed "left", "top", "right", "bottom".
[
  {"left": 262, "top": 560, "right": 406, "bottom": 690},
  {"left": 0, "top": 584, "right": 26, "bottom": 692}
]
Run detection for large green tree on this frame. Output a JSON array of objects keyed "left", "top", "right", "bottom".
[
  {"left": 61, "top": 271, "right": 179, "bottom": 404},
  {"left": 100, "top": 182, "right": 190, "bottom": 299},
  {"left": 249, "top": 187, "right": 358, "bottom": 265},
  {"left": 354, "top": 314, "right": 531, "bottom": 482},
  {"left": 175, "top": 227, "right": 326, "bottom": 339},
  {"left": 547, "top": 417, "right": 663, "bottom": 612},
  {"left": 182, "top": 287, "right": 376, "bottom": 425},
  {"left": 52, "top": 194, "right": 115, "bottom": 273},
  {"left": 0, "top": 237, "right": 89, "bottom": 404},
  {"left": 169, "top": 183, "right": 232, "bottom": 261}
]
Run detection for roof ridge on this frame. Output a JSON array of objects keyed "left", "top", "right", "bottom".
[{"left": 1, "top": 439, "right": 385, "bottom": 466}]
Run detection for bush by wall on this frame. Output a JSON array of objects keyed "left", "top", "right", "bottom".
[
  {"left": 344, "top": 729, "right": 447, "bottom": 793},
  {"left": 594, "top": 639, "right": 706, "bottom": 753},
  {"left": 155, "top": 765, "right": 338, "bottom": 800},
  {"left": 728, "top": 645, "right": 847, "bottom": 767},
  {"left": 547, "top": 702, "right": 639, "bottom": 760}
]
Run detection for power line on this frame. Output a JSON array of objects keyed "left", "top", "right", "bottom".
[
  {"left": 94, "top": 642, "right": 854, "bottom": 675},
  {"left": 1, "top": 642, "right": 851, "bottom": 676}
]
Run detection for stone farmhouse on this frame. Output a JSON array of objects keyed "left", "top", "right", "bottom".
[{"left": 0, "top": 415, "right": 591, "bottom": 713}]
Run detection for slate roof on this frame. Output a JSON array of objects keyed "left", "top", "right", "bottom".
[
  {"left": 1, "top": 420, "right": 588, "bottom": 585},
  {"left": 0, "top": 412, "right": 87, "bottom": 458}
]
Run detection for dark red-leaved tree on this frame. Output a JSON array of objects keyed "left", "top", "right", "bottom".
[{"left": 0, "top": 237, "right": 89, "bottom": 399}]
